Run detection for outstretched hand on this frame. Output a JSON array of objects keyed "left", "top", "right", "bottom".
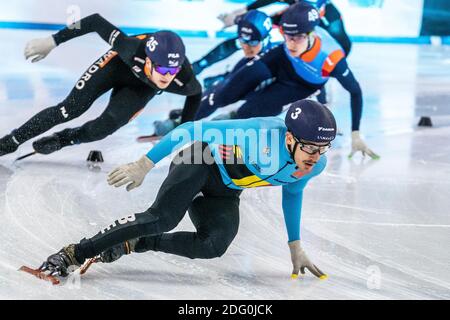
[
  {"left": 288, "top": 240, "right": 327, "bottom": 280},
  {"left": 217, "top": 8, "right": 247, "bottom": 28},
  {"left": 24, "top": 36, "right": 57, "bottom": 63},
  {"left": 107, "top": 155, "right": 155, "bottom": 191},
  {"left": 349, "top": 131, "right": 380, "bottom": 160}
]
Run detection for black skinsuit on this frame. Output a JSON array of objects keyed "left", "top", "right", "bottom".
[{"left": 5, "top": 14, "right": 202, "bottom": 150}]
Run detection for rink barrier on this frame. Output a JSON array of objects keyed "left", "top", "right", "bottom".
[{"left": 0, "top": 21, "right": 449, "bottom": 45}]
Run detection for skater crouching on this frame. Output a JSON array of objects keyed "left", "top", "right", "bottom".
[{"left": 31, "top": 99, "right": 336, "bottom": 281}]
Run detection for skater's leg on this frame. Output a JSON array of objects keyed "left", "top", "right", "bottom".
[
  {"left": 235, "top": 83, "right": 317, "bottom": 119},
  {"left": 152, "top": 90, "right": 202, "bottom": 137},
  {"left": 192, "top": 37, "right": 239, "bottom": 75},
  {"left": 54, "top": 84, "right": 155, "bottom": 147},
  {"left": 133, "top": 194, "right": 240, "bottom": 259},
  {"left": 7, "top": 54, "right": 120, "bottom": 145},
  {"left": 194, "top": 86, "right": 223, "bottom": 120},
  {"left": 195, "top": 60, "right": 273, "bottom": 120},
  {"left": 180, "top": 92, "right": 202, "bottom": 123},
  {"left": 74, "top": 142, "right": 218, "bottom": 262}
]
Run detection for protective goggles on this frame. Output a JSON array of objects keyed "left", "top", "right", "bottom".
[
  {"left": 295, "top": 137, "right": 331, "bottom": 155},
  {"left": 154, "top": 65, "right": 181, "bottom": 76},
  {"left": 238, "top": 37, "right": 261, "bottom": 47},
  {"left": 283, "top": 32, "right": 310, "bottom": 43}
]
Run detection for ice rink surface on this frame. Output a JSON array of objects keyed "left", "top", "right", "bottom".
[{"left": 0, "top": 29, "right": 449, "bottom": 299}]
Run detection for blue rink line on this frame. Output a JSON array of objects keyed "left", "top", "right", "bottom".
[
  {"left": 0, "top": 21, "right": 210, "bottom": 38},
  {"left": 1, "top": 21, "right": 450, "bottom": 45},
  {"left": 351, "top": 35, "right": 450, "bottom": 45}
]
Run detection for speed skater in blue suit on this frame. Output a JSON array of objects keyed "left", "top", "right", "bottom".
[{"left": 34, "top": 99, "right": 337, "bottom": 281}]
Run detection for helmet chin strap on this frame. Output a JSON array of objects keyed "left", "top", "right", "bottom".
[
  {"left": 261, "top": 36, "right": 270, "bottom": 51},
  {"left": 144, "top": 60, "right": 154, "bottom": 78},
  {"left": 307, "top": 33, "right": 315, "bottom": 50},
  {"left": 298, "top": 33, "right": 315, "bottom": 57},
  {"left": 286, "top": 131, "right": 299, "bottom": 162},
  {"left": 150, "top": 63, "right": 155, "bottom": 76},
  {"left": 288, "top": 140, "right": 299, "bottom": 162}
]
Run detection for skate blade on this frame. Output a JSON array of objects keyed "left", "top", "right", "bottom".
[
  {"left": 79, "top": 257, "right": 99, "bottom": 275},
  {"left": 136, "top": 134, "right": 161, "bottom": 143},
  {"left": 15, "top": 151, "right": 37, "bottom": 162},
  {"left": 19, "top": 265, "right": 60, "bottom": 285}
]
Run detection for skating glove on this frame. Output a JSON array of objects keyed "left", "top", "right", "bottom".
[
  {"left": 217, "top": 8, "right": 247, "bottom": 28},
  {"left": 288, "top": 240, "right": 327, "bottom": 279},
  {"left": 349, "top": 131, "right": 380, "bottom": 160},
  {"left": 24, "top": 36, "right": 57, "bottom": 63},
  {"left": 107, "top": 155, "right": 155, "bottom": 191}
]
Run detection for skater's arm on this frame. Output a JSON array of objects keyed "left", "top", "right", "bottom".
[
  {"left": 231, "top": 57, "right": 252, "bottom": 73},
  {"left": 331, "top": 58, "right": 362, "bottom": 131},
  {"left": 324, "top": 3, "right": 352, "bottom": 55},
  {"left": 180, "top": 93, "right": 202, "bottom": 123},
  {"left": 192, "top": 38, "right": 240, "bottom": 74},
  {"left": 211, "top": 44, "right": 279, "bottom": 100},
  {"left": 332, "top": 60, "right": 378, "bottom": 158},
  {"left": 53, "top": 13, "right": 124, "bottom": 45},
  {"left": 215, "top": 52, "right": 276, "bottom": 101},
  {"left": 52, "top": 14, "right": 140, "bottom": 60},
  {"left": 281, "top": 157, "right": 326, "bottom": 241},
  {"left": 202, "top": 56, "right": 247, "bottom": 90},
  {"left": 195, "top": 57, "right": 274, "bottom": 120},
  {"left": 282, "top": 184, "right": 306, "bottom": 242},
  {"left": 170, "top": 60, "right": 202, "bottom": 123},
  {"left": 169, "top": 58, "right": 202, "bottom": 96}
]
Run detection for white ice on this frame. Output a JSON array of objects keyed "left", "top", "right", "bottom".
[{"left": 0, "top": 29, "right": 449, "bottom": 299}]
